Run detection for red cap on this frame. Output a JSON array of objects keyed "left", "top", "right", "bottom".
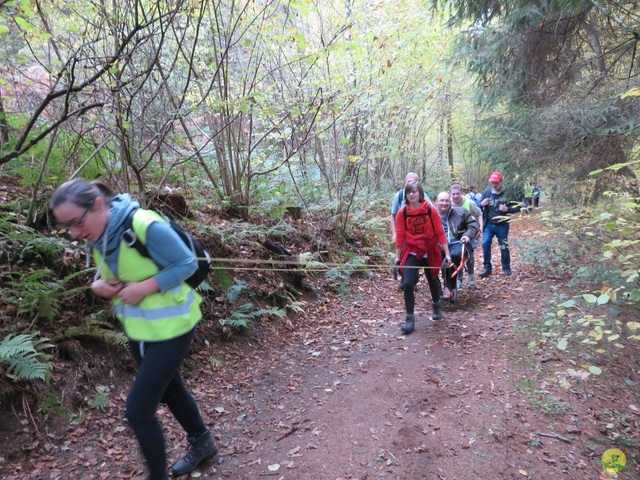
[{"left": 488, "top": 171, "right": 502, "bottom": 182}]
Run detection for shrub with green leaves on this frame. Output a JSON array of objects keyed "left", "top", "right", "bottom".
[{"left": 513, "top": 234, "right": 578, "bottom": 278}]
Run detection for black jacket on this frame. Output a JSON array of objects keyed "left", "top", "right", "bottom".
[
  {"left": 481, "top": 185, "right": 521, "bottom": 224},
  {"left": 440, "top": 205, "right": 479, "bottom": 243}
]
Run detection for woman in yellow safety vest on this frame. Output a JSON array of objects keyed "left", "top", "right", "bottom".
[{"left": 50, "top": 178, "right": 216, "bottom": 480}]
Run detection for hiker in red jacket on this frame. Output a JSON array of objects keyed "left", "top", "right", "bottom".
[{"left": 395, "top": 181, "right": 451, "bottom": 334}]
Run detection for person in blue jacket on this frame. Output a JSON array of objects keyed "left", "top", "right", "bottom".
[
  {"left": 533, "top": 184, "right": 542, "bottom": 208},
  {"left": 479, "top": 171, "right": 521, "bottom": 278},
  {"left": 50, "top": 179, "right": 216, "bottom": 480}
]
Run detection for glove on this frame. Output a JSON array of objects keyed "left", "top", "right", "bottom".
[{"left": 393, "top": 259, "right": 400, "bottom": 280}]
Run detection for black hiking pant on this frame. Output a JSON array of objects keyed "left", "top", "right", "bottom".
[
  {"left": 403, "top": 254, "right": 442, "bottom": 314},
  {"left": 126, "top": 328, "right": 207, "bottom": 479}
]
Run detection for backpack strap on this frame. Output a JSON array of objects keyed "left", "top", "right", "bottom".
[
  {"left": 122, "top": 210, "right": 151, "bottom": 259},
  {"left": 403, "top": 203, "right": 434, "bottom": 231}
]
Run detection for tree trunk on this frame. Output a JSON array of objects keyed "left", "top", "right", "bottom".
[{"left": 0, "top": 91, "right": 8, "bottom": 148}]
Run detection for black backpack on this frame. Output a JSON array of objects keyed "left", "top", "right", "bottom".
[{"left": 122, "top": 210, "right": 211, "bottom": 289}]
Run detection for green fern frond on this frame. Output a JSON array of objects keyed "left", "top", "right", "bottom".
[
  {"left": 236, "top": 302, "right": 254, "bottom": 313},
  {"left": 0, "top": 334, "right": 40, "bottom": 359},
  {"left": 0, "top": 334, "right": 54, "bottom": 382},
  {"left": 60, "top": 310, "right": 125, "bottom": 347},
  {"left": 299, "top": 252, "right": 326, "bottom": 271},
  {"left": 6, "top": 351, "right": 49, "bottom": 380},
  {"left": 251, "top": 307, "right": 286, "bottom": 319},
  {"left": 286, "top": 301, "right": 307, "bottom": 314},
  {"left": 222, "top": 317, "right": 254, "bottom": 330},
  {"left": 226, "top": 281, "right": 248, "bottom": 302},
  {"left": 195, "top": 281, "right": 215, "bottom": 293},
  {"left": 103, "top": 331, "right": 128, "bottom": 346}
]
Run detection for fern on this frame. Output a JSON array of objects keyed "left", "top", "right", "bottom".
[
  {"left": 219, "top": 283, "right": 288, "bottom": 333},
  {"left": 221, "top": 310, "right": 255, "bottom": 331},
  {"left": 195, "top": 281, "right": 216, "bottom": 293},
  {"left": 103, "top": 330, "right": 129, "bottom": 346},
  {"left": 61, "top": 310, "right": 128, "bottom": 346},
  {"left": 38, "top": 391, "right": 71, "bottom": 420},
  {"left": 346, "top": 256, "right": 369, "bottom": 279},
  {"left": 3, "top": 268, "right": 91, "bottom": 322},
  {"left": 226, "top": 280, "right": 248, "bottom": 302},
  {"left": 222, "top": 307, "right": 285, "bottom": 330},
  {"left": 0, "top": 333, "right": 54, "bottom": 381},
  {"left": 299, "top": 252, "right": 327, "bottom": 272},
  {"left": 88, "top": 386, "right": 111, "bottom": 411},
  {"left": 286, "top": 301, "right": 307, "bottom": 314}
]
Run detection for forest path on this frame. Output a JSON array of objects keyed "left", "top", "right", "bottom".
[
  {"left": 2, "top": 214, "right": 637, "bottom": 480},
  {"left": 174, "top": 214, "right": 619, "bottom": 480}
]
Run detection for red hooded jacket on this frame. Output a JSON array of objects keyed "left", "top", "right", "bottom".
[{"left": 396, "top": 200, "right": 446, "bottom": 270}]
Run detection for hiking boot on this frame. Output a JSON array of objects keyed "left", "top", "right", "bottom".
[
  {"left": 479, "top": 268, "right": 492, "bottom": 279},
  {"left": 398, "top": 279, "right": 404, "bottom": 290},
  {"left": 503, "top": 269, "right": 512, "bottom": 276},
  {"left": 468, "top": 274, "right": 476, "bottom": 287},
  {"left": 442, "top": 288, "right": 452, "bottom": 300},
  {"left": 431, "top": 301, "right": 443, "bottom": 321},
  {"left": 401, "top": 314, "right": 415, "bottom": 334},
  {"left": 171, "top": 430, "right": 218, "bottom": 476}
]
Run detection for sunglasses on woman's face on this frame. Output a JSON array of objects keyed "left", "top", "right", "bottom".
[
  {"left": 406, "top": 190, "right": 419, "bottom": 195},
  {"left": 57, "top": 206, "right": 91, "bottom": 230}
]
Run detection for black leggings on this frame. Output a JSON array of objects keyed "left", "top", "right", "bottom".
[
  {"left": 126, "top": 329, "right": 207, "bottom": 479},
  {"left": 403, "top": 254, "right": 442, "bottom": 314}
]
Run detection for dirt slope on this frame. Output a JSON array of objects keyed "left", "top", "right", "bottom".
[{"left": 1, "top": 215, "right": 639, "bottom": 480}]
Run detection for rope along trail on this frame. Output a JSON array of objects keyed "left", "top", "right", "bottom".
[{"left": 202, "top": 257, "right": 443, "bottom": 272}]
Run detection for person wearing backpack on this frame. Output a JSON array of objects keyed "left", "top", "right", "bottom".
[
  {"left": 390, "top": 172, "right": 432, "bottom": 289},
  {"left": 395, "top": 181, "right": 451, "bottom": 334},
  {"left": 390, "top": 172, "right": 433, "bottom": 244},
  {"left": 50, "top": 179, "right": 216, "bottom": 480},
  {"left": 467, "top": 184, "right": 482, "bottom": 207}
]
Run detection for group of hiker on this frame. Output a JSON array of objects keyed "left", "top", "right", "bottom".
[
  {"left": 391, "top": 171, "right": 526, "bottom": 335},
  {"left": 48, "top": 172, "right": 540, "bottom": 478}
]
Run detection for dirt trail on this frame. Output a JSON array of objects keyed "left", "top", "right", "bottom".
[
  {"left": 211, "top": 273, "right": 590, "bottom": 480},
  {"left": 2, "top": 216, "right": 638, "bottom": 480}
]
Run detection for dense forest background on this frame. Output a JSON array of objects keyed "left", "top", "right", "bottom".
[
  {"left": 1, "top": 0, "right": 639, "bottom": 441},
  {"left": 1, "top": 0, "right": 639, "bottom": 210}
]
